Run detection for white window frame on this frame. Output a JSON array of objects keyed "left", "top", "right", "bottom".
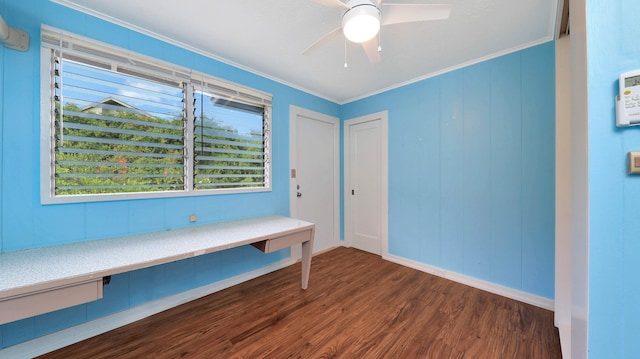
[{"left": 39, "top": 26, "right": 272, "bottom": 204}]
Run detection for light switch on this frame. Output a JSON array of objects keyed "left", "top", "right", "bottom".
[{"left": 629, "top": 152, "right": 640, "bottom": 174}]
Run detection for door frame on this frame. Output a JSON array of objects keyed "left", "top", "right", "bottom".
[
  {"left": 289, "top": 105, "right": 340, "bottom": 258},
  {"left": 344, "top": 110, "right": 389, "bottom": 256}
]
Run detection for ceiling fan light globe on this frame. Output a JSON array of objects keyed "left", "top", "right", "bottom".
[{"left": 342, "top": 5, "right": 380, "bottom": 43}]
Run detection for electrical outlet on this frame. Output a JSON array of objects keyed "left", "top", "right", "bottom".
[{"left": 189, "top": 214, "right": 197, "bottom": 222}]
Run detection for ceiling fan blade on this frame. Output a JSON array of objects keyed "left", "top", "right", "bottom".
[
  {"left": 303, "top": 27, "right": 343, "bottom": 56},
  {"left": 381, "top": 4, "right": 452, "bottom": 26},
  {"left": 361, "top": 37, "right": 381, "bottom": 64},
  {"left": 312, "top": 0, "right": 349, "bottom": 9}
]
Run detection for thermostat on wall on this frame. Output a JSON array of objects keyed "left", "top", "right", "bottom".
[{"left": 616, "top": 70, "right": 640, "bottom": 127}]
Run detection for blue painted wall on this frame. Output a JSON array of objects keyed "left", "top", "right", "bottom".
[
  {"left": 342, "top": 42, "right": 556, "bottom": 299},
  {"left": 586, "top": 0, "right": 640, "bottom": 357},
  {"left": 0, "top": 0, "right": 339, "bottom": 349},
  {"left": 1, "top": 0, "right": 557, "bottom": 351}
]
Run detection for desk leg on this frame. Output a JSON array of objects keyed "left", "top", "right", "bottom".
[{"left": 301, "top": 239, "right": 313, "bottom": 289}]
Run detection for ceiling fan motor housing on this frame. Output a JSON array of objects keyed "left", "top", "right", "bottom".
[{"left": 342, "top": 0, "right": 381, "bottom": 43}]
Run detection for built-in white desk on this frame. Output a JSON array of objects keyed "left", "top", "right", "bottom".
[{"left": 0, "top": 215, "right": 314, "bottom": 325}]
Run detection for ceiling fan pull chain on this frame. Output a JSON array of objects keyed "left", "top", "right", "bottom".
[
  {"left": 378, "top": 29, "right": 382, "bottom": 52},
  {"left": 344, "top": 37, "right": 348, "bottom": 68}
]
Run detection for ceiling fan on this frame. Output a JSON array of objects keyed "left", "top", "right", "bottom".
[{"left": 304, "top": 0, "right": 452, "bottom": 64}]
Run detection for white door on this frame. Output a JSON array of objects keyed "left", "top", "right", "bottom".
[
  {"left": 290, "top": 106, "right": 340, "bottom": 255},
  {"left": 345, "top": 111, "right": 388, "bottom": 255}
]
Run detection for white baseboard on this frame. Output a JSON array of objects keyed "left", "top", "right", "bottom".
[
  {"left": 383, "top": 253, "right": 555, "bottom": 311},
  {"left": 0, "top": 258, "right": 295, "bottom": 359}
]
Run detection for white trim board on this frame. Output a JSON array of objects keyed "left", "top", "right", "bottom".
[
  {"left": 0, "top": 258, "right": 295, "bottom": 359},
  {"left": 383, "top": 253, "right": 554, "bottom": 311},
  {"left": 557, "top": 322, "right": 571, "bottom": 359}
]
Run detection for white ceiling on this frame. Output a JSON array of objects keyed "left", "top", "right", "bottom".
[{"left": 54, "top": 0, "right": 560, "bottom": 104}]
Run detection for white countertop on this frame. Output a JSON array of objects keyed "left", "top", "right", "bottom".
[{"left": 0, "top": 215, "right": 314, "bottom": 299}]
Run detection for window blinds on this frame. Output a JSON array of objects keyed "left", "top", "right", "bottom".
[
  {"left": 50, "top": 50, "right": 187, "bottom": 194},
  {"left": 193, "top": 88, "right": 269, "bottom": 189},
  {"left": 41, "top": 28, "right": 272, "bottom": 107},
  {"left": 42, "top": 27, "right": 272, "bottom": 199}
]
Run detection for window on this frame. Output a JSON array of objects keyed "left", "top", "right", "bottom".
[
  {"left": 40, "top": 27, "right": 271, "bottom": 204},
  {"left": 192, "top": 87, "right": 269, "bottom": 190},
  {"left": 51, "top": 55, "right": 186, "bottom": 195}
]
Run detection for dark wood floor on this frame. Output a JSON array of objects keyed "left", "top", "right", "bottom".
[{"left": 39, "top": 247, "right": 562, "bottom": 359}]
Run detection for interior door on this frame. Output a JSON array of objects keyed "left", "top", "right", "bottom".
[
  {"left": 290, "top": 106, "right": 340, "bottom": 255},
  {"left": 345, "top": 111, "right": 388, "bottom": 255}
]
